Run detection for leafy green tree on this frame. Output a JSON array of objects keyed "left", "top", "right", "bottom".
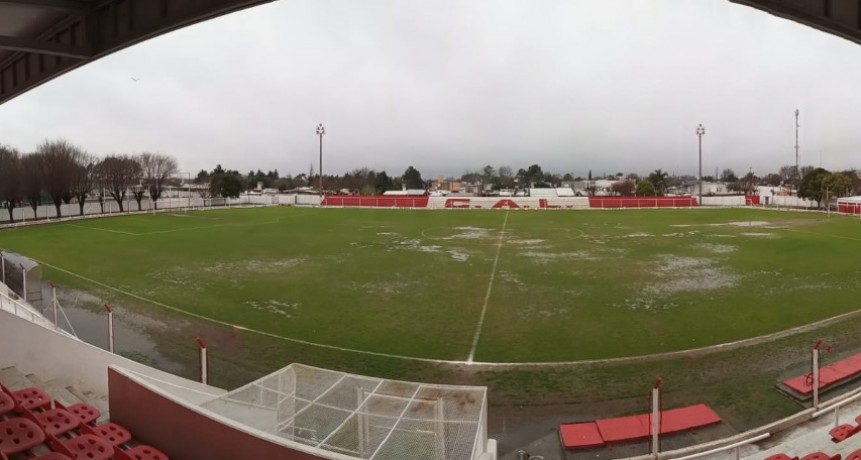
[
  {"left": 825, "top": 172, "right": 852, "bottom": 198},
  {"left": 402, "top": 166, "right": 424, "bottom": 189},
  {"left": 374, "top": 171, "right": 393, "bottom": 194},
  {"left": 635, "top": 180, "right": 657, "bottom": 196},
  {"left": 798, "top": 167, "right": 830, "bottom": 207},
  {"left": 647, "top": 169, "right": 669, "bottom": 195}
]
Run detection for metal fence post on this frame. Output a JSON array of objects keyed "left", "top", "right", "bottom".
[
  {"left": 104, "top": 303, "right": 114, "bottom": 353},
  {"left": 196, "top": 337, "right": 207, "bottom": 384}
]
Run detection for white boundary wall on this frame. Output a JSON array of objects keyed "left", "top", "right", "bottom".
[{"left": 0, "top": 194, "right": 280, "bottom": 225}]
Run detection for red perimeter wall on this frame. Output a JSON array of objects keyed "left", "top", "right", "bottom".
[
  {"left": 322, "top": 195, "right": 429, "bottom": 208},
  {"left": 588, "top": 197, "right": 697, "bottom": 208}
]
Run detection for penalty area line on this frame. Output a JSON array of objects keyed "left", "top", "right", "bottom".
[
  {"left": 32, "top": 258, "right": 458, "bottom": 365},
  {"left": 467, "top": 211, "right": 509, "bottom": 363}
]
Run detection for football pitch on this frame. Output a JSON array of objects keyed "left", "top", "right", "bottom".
[{"left": 2, "top": 206, "right": 860, "bottom": 364}]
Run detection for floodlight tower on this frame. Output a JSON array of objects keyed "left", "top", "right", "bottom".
[
  {"left": 696, "top": 124, "right": 706, "bottom": 205},
  {"left": 316, "top": 123, "right": 325, "bottom": 195}
]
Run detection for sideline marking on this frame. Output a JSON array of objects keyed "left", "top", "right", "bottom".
[
  {"left": 467, "top": 211, "right": 509, "bottom": 363},
  {"left": 32, "top": 258, "right": 460, "bottom": 365},
  {"left": 68, "top": 224, "right": 138, "bottom": 236}
]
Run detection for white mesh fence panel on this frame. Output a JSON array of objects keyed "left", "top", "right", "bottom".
[{"left": 200, "top": 363, "right": 487, "bottom": 460}]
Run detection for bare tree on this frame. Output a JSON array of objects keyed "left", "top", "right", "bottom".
[
  {"left": 71, "top": 152, "right": 98, "bottom": 216},
  {"left": 611, "top": 179, "right": 636, "bottom": 196},
  {"left": 21, "top": 153, "right": 43, "bottom": 218},
  {"left": 97, "top": 155, "right": 141, "bottom": 212},
  {"left": 140, "top": 153, "right": 179, "bottom": 210},
  {"left": 36, "top": 140, "right": 79, "bottom": 218},
  {"left": 0, "top": 145, "right": 23, "bottom": 221}
]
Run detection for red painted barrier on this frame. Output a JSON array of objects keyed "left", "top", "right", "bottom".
[
  {"left": 588, "top": 197, "right": 697, "bottom": 209},
  {"left": 745, "top": 195, "right": 761, "bottom": 206},
  {"left": 322, "top": 196, "right": 429, "bottom": 208},
  {"left": 839, "top": 203, "right": 861, "bottom": 215}
]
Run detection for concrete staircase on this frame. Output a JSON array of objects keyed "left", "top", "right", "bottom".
[{"left": 0, "top": 365, "right": 109, "bottom": 424}]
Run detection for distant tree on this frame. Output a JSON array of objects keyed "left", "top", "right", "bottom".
[
  {"left": 562, "top": 173, "right": 574, "bottom": 181},
  {"left": 720, "top": 169, "right": 738, "bottom": 183},
  {"left": 825, "top": 172, "right": 852, "bottom": 198},
  {"left": 402, "top": 166, "right": 424, "bottom": 189},
  {"left": 647, "top": 169, "right": 669, "bottom": 196},
  {"left": 496, "top": 166, "right": 514, "bottom": 189},
  {"left": 611, "top": 180, "right": 636, "bottom": 196},
  {"left": 778, "top": 165, "right": 795, "bottom": 183},
  {"left": 635, "top": 180, "right": 657, "bottom": 196},
  {"left": 21, "top": 154, "right": 43, "bottom": 217},
  {"left": 97, "top": 155, "right": 141, "bottom": 212},
  {"left": 131, "top": 184, "right": 146, "bottom": 210},
  {"left": 842, "top": 170, "right": 861, "bottom": 195},
  {"left": 481, "top": 165, "right": 495, "bottom": 184},
  {"left": 37, "top": 140, "right": 80, "bottom": 218},
  {"left": 626, "top": 173, "right": 640, "bottom": 181},
  {"left": 520, "top": 164, "right": 543, "bottom": 187},
  {"left": 798, "top": 167, "right": 831, "bottom": 207},
  {"left": 71, "top": 152, "right": 97, "bottom": 216},
  {"left": 587, "top": 170, "right": 592, "bottom": 180},
  {"left": 208, "top": 165, "right": 243, "bottom": 199},
  {"left": 140, "top": 153, "right": 179, "bottom": 209},
  {"left": 763, "top": 173, "right": 782, "bottom": 187},
  {"left": 0, "top": 145, "right": 23, "bottom": 221},
  {"left": 800, "top": 165, "right": 816, "bottom": 180},
  {"left": 461, "top": 170, "right": 481, "bottom": 183}
]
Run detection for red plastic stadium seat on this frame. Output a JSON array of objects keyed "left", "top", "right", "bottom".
[
  {"left": 61, "top": 402, "right": 100, "bottom": 426},
  {"left": 49, "top": 433, "right": 114, "bottom": 460},
  {"left": 846, "top": 448, "right": 861, "bottom": 460},
  {"left": 0, "top": 392, "right": 13, "bottom": 416},
  {"left": 10, "top": 387, "right": 51, "bottom": 411},
  {"left": 830, "top": 424, "right": 860, "bottom": 443},
  {"left": 115, "top": 444, "right": 170, "bottom": 460},
  {"left": 765, "top": 454, "right": 798, "bottom": 460},
  {"left": 30, "top": 407, "right": 80, "bottom": 436},
  {"left": 0, "top": 417, "right": 46, "bottom": 456},
  {"left": 83, "top": 422, "right": 132, "bottom": 447}
]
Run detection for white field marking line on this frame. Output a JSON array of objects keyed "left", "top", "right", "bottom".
[
  {"left": 782, "top": 227, "right": 861, "bottom": 242},
  {"left": 135, "top": 219, "right": 281, "bottom": 236},
  {"left": 467, "top": 211, "right": 509, "bottom": 363},
  {"left": 32, "top": 258, "right": 462, "bottom": 365},
  {"left": 68, "top": 224, "right": 139, "bottom": 236}
]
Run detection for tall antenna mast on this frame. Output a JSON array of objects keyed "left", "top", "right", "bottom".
[{"left": 795, "top": 109, "right": 800, "bottom": 183}]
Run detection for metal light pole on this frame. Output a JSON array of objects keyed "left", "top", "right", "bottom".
[
  {"left": 795, "top": 109, "right": 800, "bottom": 188},
  {"left": 696, "top": 124, "right": 705, "bottom": 205},
  {"left": 316, "top": 123, "right": 325, "bottom": 195}
]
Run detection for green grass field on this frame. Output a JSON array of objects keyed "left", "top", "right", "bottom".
[{"left": 1, "top": 206, "right": 859, "bottom": 363}]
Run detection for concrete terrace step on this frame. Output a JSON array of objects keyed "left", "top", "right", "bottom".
[
  {"left": 25, "top": 372, "right": 46, "bottom": 389},
  {"left": 0, "top": 366, "right": 33, "bottom": 391},
  {"left": 42, "top": 379, "right": 84, "bottom": 406}
]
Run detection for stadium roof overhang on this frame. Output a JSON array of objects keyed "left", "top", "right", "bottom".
[
  {"left": 729, "top": 0, "right": 861, "bottom": 46},
  {"left": 1, "top": 0, "right": 860, "bottom": 108},
  {"left": 0, "top": 0, "right": 274, "bottom": 106}
]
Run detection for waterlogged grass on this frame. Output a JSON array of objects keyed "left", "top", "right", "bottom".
[{"left": 1, "top": 206, "right": 859, "bottom": 363}]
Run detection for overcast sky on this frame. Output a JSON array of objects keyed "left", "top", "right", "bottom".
[{"left": 2, "top": 0, "right": 861, "bottom": 179}]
